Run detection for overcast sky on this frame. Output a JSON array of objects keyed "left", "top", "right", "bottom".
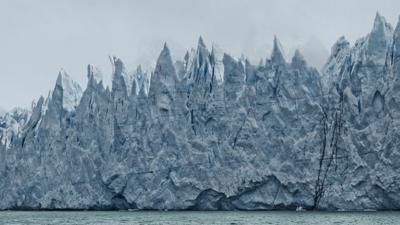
[{"left": 1, "top": 0, "right": 400, "bottom": 110}]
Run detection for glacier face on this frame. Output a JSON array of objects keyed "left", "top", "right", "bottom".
[{"left": 1, "top": 13, "right": 400, "bottom": 210}]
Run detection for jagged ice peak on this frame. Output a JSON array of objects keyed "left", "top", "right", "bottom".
[
  {"left": 270, "top": 36, "right": 286, "bottom": 65},
  {"left": 55, "top": 69, "right": 83, "bottom": 111}
]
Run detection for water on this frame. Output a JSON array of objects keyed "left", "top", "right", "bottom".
[{"left": 0, "top": 211, "right": 399, "bottom": 225}]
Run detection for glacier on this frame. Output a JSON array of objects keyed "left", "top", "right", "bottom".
[{"left": 0, "top": 13, "right": 400, "bottom": 210}]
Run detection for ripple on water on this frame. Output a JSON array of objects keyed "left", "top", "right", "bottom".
[{"left": 0, "top": 211, "right": 399, "bottom": 225}]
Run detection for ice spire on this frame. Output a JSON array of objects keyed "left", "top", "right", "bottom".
[
  {"left": 270, "top": 36, "right": 286, "bottom": 65},
  {"left": 198, "top": 36, "right": 206, "bottom": 49},
  {"left": 110, "top": 56, "right": 128, "bottom": 97},
  {"left": 371, "top": 12, "right": 392, "bottom": 35},
  {"left": 149, "top": 43, "right": 177, "bottom": 96},
  {"left": 154, "top": 42, "right": 177, "bottom": 81},
  {"left": 54, "top": 69, "right": 83, "bottom": 111},
  {"left": 291, "top": 49, "right": 307, "bottom": 68},
  {"left": 330, "top": 36, "right": 350, "bottom": 58},
  {"left": 210, "top": 43, "right": 224, "bottom": 84},
  {"left": 196, "top": 36, "right": 209, "bottom": 63},
  {"left": 87, "top": 64, "right": 103, "bottom": 86},
  {"left": 365, "top": 12, "right": 393, "bottom": 64}
]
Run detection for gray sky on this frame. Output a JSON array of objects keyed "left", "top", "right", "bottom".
[{"left": 1, "top": 0, "right": 400, "bottom": 110}]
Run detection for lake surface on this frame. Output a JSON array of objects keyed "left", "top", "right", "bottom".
[{"left": 0, "top": 211, "right": 399, "bottom": 225}]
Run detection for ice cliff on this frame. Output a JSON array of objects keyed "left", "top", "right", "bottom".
[{"left": 0, "top": 13, "right": 400, "bottom": 210}]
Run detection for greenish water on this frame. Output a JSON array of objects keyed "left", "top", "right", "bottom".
[{"left": 0, "top": 211, "right": 399, "bottom": 225}]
